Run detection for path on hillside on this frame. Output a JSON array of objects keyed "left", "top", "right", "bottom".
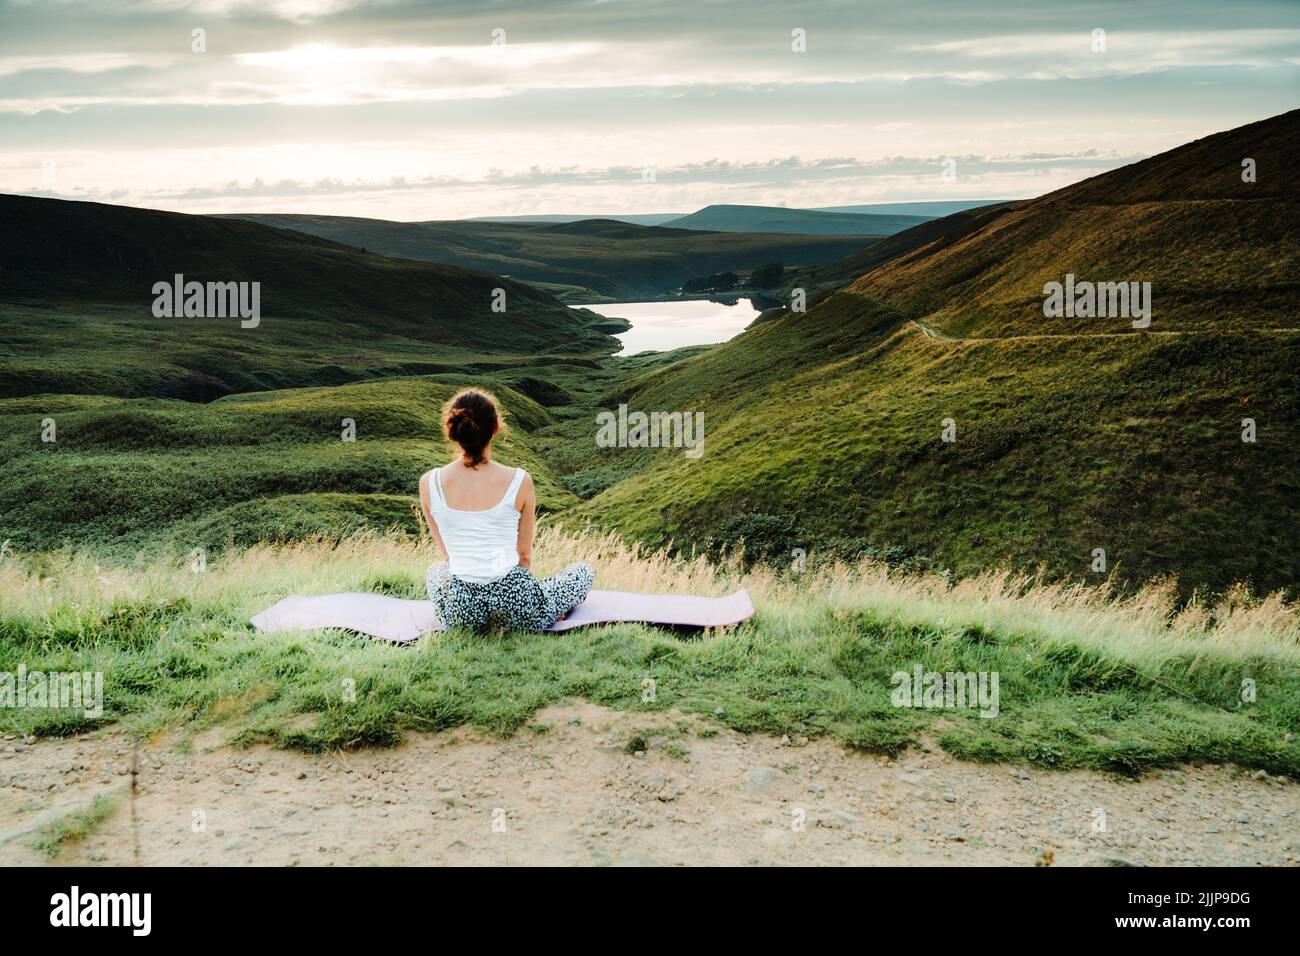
[
  {"left": 910, "top": 318, "right": 1174, "bottom": 343},
  {"left": 2, "top": 703, "right": 1295, "bottom": 866},
  {"left": 907, "top": 318, "right": 1298, "bottom": 343}
]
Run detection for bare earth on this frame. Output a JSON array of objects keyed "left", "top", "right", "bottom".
[{"left": 2, "top": 702, "right": 1297, "bottom": 866}]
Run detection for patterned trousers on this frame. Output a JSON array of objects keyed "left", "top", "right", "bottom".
[{"left": 425, "top": 562, "right": 595, "bottom": 633}]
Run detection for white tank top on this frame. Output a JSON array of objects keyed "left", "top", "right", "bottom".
[{"left": 426, "top": 466, "right": 526, "bottom": 583}]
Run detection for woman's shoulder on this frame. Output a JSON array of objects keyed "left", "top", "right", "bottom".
[{"left": 485, "top": 461, "right": 527, "bottom": 480}]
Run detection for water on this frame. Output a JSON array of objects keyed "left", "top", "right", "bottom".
[{"left": 576, "top": 298, "right": 765, "bottom": 355}]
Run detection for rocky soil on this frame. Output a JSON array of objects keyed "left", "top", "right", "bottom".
[{"left": 1, "top": 702, "right": 1297, "bottom": 866}]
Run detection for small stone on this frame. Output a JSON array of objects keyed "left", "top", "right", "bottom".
[
  {"left": 943, "top": 792, "right": 957, "bottom": 803},
  {"left": 745, "top": 767, "right": 781, "bottom": 793},
  {"left": 819, "top": 809, "right": 862, "bottom": 831},
  {"left": 1236, "top": 812, "right": 1250, "bottom": 824}
]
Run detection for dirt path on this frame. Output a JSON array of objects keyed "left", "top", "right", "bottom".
[
  {"left": 2, "top": 703, "right": 1296, "bottom": 866},
  {"left": 906, "top": 318, "right": 1300, "bottom": 343}
]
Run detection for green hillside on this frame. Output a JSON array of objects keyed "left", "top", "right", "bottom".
[
  {"left": 839, "top": 112, "right": 1300, "bottom": 338},
  {"left": 778, "top": 201, "right": 1017, "bottom": 302},
  {"left": 3, "top": 114, "right": 1296, "bottom": 600},
  {"left": 0, "top": 194, "right": 617, "bottom": 400},
  {"left": 0, "top": 377, "right": 575, "bottom": 556},
  {"left": 224, "top": 214, "right": 879, "bottom": 298},
  {"left": 569, "top": 111, "right": 1300, "bottom": 597}
]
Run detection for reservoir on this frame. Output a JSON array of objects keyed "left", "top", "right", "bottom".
[{"left": 574, "top": 298, "right": 765, "bottom": 355}]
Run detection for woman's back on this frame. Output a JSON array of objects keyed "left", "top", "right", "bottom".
[
  {"left": 425, "top": 463, "right": 526, "bottom": 582},
  {"left": 420, "top": 387, "right": 593, "bottom": 632},
  {"left": 437, "top": 459, "right": 518, "bottom": 510}
]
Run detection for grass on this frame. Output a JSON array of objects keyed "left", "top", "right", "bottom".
[
  {"left": 1, "top": 527, "right": 1296, "bottom": 776},
  {"left": 0, "top": 194, "right": 618, "bottom": 402},
  {"left": 0, "top": 377, "right": 576, "bottom": 554},
  {"left": 30, "top": 794, "right": 120, "bottom": 858},
  {"left": 575, "top": 297, "right": 1300, "bottom": 598},
  {"left": 1, "top": 114, "right": 1297, "bottom": 781},
  {"left": 570, "top": 112, "right": 1300, "bottom": 597}
]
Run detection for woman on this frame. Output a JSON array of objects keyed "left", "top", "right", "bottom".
[{"left": 420, "top": 388, "right": 594, "bottom": 632}]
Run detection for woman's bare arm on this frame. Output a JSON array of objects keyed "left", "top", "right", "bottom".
[
  {"left": 515, "top": 473, "right": 536, "bottom": 570},
  {"left": 419, "top": 471, "right": 449, "bottom": 561}
]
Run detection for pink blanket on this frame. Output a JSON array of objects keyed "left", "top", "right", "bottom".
[{"left": 250, "top": 589, "right": 755, "bottom": 643}]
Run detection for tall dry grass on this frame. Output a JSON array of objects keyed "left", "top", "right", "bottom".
[{"left": 3, "top": 525, "right": 1296, "bottom": 666}]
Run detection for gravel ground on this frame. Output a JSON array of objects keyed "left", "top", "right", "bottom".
[{"left": 1, "top": 702, "right": 1297, "bottom": 866}]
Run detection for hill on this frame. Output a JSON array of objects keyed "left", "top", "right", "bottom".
[
  {"left": 471, "top": 213, "right": 685, "bottom": 226},
  {"left": 838, "top": 113, "right": 1300, "bottom": 338},
  {"left": 662, "top": 204, "right": 927, "bottom": 235},
  {"left": 812, "top": 200, "right": 1010, "bottom": 218},
  {"left": 0, "top": 377, "right": 575, "bottom": 555},
  {"left": 223, "top": 214, "right": 878, "bottom": 299},
  {"left": 0, "top": 195, "right": 615, "bottom": 400},
  {"left": 468, "top": 203, "right": 1005, "bottom": 229},
  {"left": 778, "top": 202, "right": 1018, "bottom": 302},
  {"left": 567, "top": 110, "right": 1300, "bottom": 596}
]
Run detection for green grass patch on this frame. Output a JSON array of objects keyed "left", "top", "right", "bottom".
[
  {"left": 1, "top": 533, "right": 1296, "bottom": 776},
  {"left": 31, "top": 794, "right": 120, "bottom": 859}
]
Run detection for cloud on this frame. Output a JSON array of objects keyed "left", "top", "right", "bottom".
[
  {"left": 18, "top": 148, "right": 1141, "bottom": 204},
  {"left": 1, "top": 0, "right": 1296, "bottom": 216}
]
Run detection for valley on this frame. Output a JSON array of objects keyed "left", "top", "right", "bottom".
[
  {"left": 2, "top": 112, "right": 1298, "bottom": 597},
  {"left": 1, "top": 114, "right": 1298, "bottom": 845},
  {"left": 222, "top": 214, "right": 881, "bottom": 300}
]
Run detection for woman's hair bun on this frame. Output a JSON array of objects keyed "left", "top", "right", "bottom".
[{"left": 442, "top": 389, "right": 502, "bottom": 467}]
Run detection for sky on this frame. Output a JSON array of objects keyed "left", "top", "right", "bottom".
[{"left": 1, "top": 0, "right": 1296, "bottom": 220}]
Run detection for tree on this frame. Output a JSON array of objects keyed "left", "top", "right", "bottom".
[{"left": 748, "top": 262, "right": 784, "bottom": 289}]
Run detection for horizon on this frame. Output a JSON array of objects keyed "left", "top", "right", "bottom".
[
  {"left": 0, "top": 192, "right": 1018, "bottom": 222},
  {"left": 2, "top": 0, "right": 1297, "bottom": 220}
]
